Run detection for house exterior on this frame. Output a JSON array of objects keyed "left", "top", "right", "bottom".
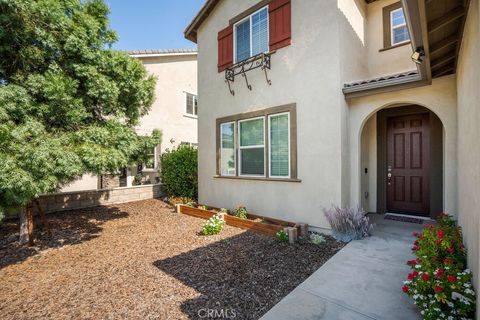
[
  {"left": 185, "top": 0, "right": 479, "bottom": 304},
  {"left": 61, "top": 49, "right": 198, "bottom": 192}
]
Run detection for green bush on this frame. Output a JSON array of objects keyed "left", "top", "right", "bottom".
[
  {"left": 160, "top": 146, "right": 198, "bottom": 199},
  {"left": 402, "top": 214, "right": 476, "bottom": 319},
  {"left": 234, "top": 206, "right": 248, "bottom": 219},
  {"left": 201, "top": 214, "right": 225, "bottom": 236},
  {"left": 276, "top": 230, "right": 289, "bottom": 242}
]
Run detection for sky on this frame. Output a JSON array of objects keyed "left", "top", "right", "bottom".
[{"left": 105, "top": 0, "right": 204, "bottom": 51}]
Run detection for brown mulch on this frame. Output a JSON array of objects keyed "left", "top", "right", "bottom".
[{"left": 0, "top": 199, "right": 344, "bottom": 320}]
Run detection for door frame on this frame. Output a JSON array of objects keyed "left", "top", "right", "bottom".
[
  {"left": 386, "top": 113, "right": 430, "bottom": 216},
  {"left": 376, "top": 105, "right": 444, "bottom": 219}
]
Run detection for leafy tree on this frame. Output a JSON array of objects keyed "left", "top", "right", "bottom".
[
  {"left": 0, "top": 0, "right": 160, "bottom": 243},
  {"left": 160, "top": 146, "right": 198, "bottom": 199}
]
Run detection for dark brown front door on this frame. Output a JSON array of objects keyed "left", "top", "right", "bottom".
[{"left": 387, "top": 114, "right": 430, "bottom": 216}]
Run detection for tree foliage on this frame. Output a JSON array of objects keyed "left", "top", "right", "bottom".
[
  {"left": 0, "top": 0, "right": 160, "bottom": 214},
  {"left": 160, "top": 146, "right": 198, "bottom": 199}
]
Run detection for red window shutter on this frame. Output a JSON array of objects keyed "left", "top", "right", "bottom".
[
  {"left": 269, "top": 0, "right": 292, "bottom": 51},
  {"left": 218, "top": 25, "right": 233, "bottom": 72}
]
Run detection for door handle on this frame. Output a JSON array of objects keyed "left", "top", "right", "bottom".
[{"left": 387, "top": 172, "right": 392, "bottom": 185}]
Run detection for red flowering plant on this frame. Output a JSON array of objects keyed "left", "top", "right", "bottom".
[{"left": 402, "top": 214, "right": 475, "bottom": 319}]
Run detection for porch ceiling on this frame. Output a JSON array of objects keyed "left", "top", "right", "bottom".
[{"left": 426, "top": 0, "right": 470, "bottom": 78}]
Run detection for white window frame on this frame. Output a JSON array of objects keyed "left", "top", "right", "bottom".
[
  {"left": 143, "top": 146, "right": 158, "bottom": 172},
  {"left": 220, "top": 121, "right": 236, "bottom": 176},
  {"left": 185, "top": 92, "right": 198, "bottom": 118},
  {"left": 390, "top": 8, "right": 409, "bottom": 46},
  {"left": 233, "top": 6, "right": 269, "bottom": 63},
  {"left": 268, "top": 112, "right": 291, "bottom": 179},
  {"left": 238, "top": 116, "right": 266, "bottom": 177}
]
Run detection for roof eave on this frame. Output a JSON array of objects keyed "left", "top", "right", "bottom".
[
  {"left": 130, "top": 52, "right": 198, "bottom": 58},
  {"left": 343, "top": 74, "right": 428, "bottom": 99},
  {"left": 184, "top": 0, "right": 220, "bottom": 43}
]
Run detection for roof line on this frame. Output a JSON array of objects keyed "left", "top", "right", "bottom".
[
  {"left": 185, "top": 0, "right": 221, "bottom": 43},
  {"left": 127, "top": 49, "right": 197, "bottom": 57},
  {"left": 343, "top": 71, "right": 427, "bottom": 98}
]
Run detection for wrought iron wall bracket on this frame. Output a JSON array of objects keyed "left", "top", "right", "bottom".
[{"left": 225, "top": 52, "right": 272, "bottom": 96}]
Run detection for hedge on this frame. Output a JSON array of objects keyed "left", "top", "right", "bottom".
[{"left": 159, "top": 146, "right": 198, "bottom": 199}]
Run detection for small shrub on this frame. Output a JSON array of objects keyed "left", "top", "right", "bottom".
[
  {"left": 199, "top": 205, "right": 209, "bottom": 211},
  {"left": 323, "top": 206, "right": 373, "bottom": 242},
  {"left": 253, "top": 218, "right": 264, "bottom": 223},
  {"left": 276, "top": 230, "right": 289, "bottom": 242},
  {"left": 201, "top": 213, "right": 225, "bottom": 236},
  {"left": 402, "top": 214, "right": 476, "bottom": 319},
  {"left": 234, "top": 206, "right": 248, "bottom": 219},
  {"left": 160, "top": 146, "right": 198, "bottom": 199},
  {"left": 220, "top": 208, "right": 229, "bottom": 214},
  {"left": 133, "top": 173, "right": 143, "bottom": 186},
  {"left": 310, "top": 233, "right": 326, "bottom": 245}
]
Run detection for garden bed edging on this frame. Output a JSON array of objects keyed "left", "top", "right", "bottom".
[{"left": 177, "top": 204, "right": 306, "bottom": 242}]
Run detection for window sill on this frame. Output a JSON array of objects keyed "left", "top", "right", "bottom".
[
  {"left": 379, "top": 41, "right": 411, "bottom": 52},
  {"left": 142, "top": 169, "right": 158, "bottom": 173},
  {"left": 183, "top": 114, "right": 198, "bottom": 119},
  {"left": 213, "top": 175, "right": 301, "bottom": 183}
]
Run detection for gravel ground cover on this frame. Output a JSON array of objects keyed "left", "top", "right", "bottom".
[{"left": 0, "top": 199, "right": 344, "bottom": 319}]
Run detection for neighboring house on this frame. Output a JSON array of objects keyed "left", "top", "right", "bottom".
[
  {"left": 185, "top": 0, "right": 479, "bottom": 297},
  {"left": 61, "top": 49, "right": 198, "bottom": 191}
]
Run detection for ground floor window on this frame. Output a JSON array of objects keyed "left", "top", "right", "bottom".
[
  {"left": 220, "top": 122, "right": 236, "bottom": 176},
  {"left": 143, "top": 147, "right": 156, "bottom": 170},
  {"left": 269, "top": 113, "right": 290, "bottom": 178},
  {"left": 239, "top": 117, "right": 265, "bottom": 176},
  {"left": 216, "top": 104, "right": 297, "bottom": 180}
]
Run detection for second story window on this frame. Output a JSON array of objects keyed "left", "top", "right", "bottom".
[
  {"left": 217, "top": 0, "right": 291, "bottom": 73},
  {"left": 234, "top": 7, "right": 269, "bottom": 63},
  {"left": 390, "top": 8, "right": 409, "bottom": 45},
  {"left": 186, "top": 92, "right": 198, "bottom": 116}
]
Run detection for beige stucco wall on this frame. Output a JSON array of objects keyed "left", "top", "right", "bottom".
[
  {"left": 456, "top": 0, "right": 480, "bottom": 304},
  {"left": 196, "top": 0, "right": 432, "bottom": 230},
  {"left": 364, "top": 0, "right": 417, "bottom": 79},
  {"left": 360, "top": 114, "right": 377, "bottom": 212},
  {"left": 61, "top": 174, "right": 98, "bottom": 192},
  {"left": 136, "top": 54, "right": 198, "bottom": 152},
  {"left": 348, "top": 75, "right": 458, "bottom": 217},
  {"left": 197, "top": 0, "right": 349, "bottom": 230}
]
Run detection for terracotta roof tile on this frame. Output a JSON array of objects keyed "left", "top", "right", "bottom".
[
  {"left": 128, "top": 48, "right": 197, "bottom": 55},
  {"left": 344, "top": 70, "right": 419, "bottom": 88}
]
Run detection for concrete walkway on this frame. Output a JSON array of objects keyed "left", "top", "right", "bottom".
[{"left": 261, "top": 215, "right": 425, "bottom": 320}]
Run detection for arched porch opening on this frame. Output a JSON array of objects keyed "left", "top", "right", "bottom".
[{"left": 359, "top": 104, "right": 444, "bottom": 219}]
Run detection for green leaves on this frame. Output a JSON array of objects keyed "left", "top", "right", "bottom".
[
  {"left": 160, "top": 146, "right": 198, "bottom": 199},
  {"left": 0, "top": 0, "right": 157, "bottom": 217}
]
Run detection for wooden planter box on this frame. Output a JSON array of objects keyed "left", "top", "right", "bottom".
[{"left": 178, "top": 204, "right": 297, "bottom": 237}]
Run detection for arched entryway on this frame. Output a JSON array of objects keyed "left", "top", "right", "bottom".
[{"left": 360, "top": 104, "right": 444, "bottom": 219}]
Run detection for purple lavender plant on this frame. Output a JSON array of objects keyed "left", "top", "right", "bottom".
[{"left": 323, "top": 206, "right": 373, "bottom": 242}]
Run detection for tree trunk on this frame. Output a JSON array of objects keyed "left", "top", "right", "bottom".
[
  {"left": 27, "top": 205, "right": 34, "bottom": 246},
  {"left": 35, "top": 199, "right": 52, "bottom": 238},
  {"left": 19, "top": 204, "right": 34, "bottom": 246},
  {"left": 19, "top": 207, "right": 29, "bottom": 245}
]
